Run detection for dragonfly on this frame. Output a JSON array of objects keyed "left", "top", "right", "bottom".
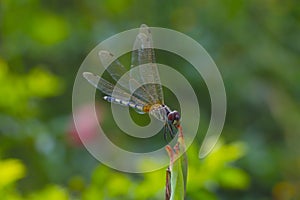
[{"left": 83, "top": 24, "right": 180, "bottom": 140}]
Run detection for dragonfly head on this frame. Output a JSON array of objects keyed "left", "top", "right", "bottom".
[{"left": 167, "top": 110, "right": 180, "bottom": 127}]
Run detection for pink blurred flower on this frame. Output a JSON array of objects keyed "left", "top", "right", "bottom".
[{"left": 67, "top": 103, "right": 102, "bottom": 146}]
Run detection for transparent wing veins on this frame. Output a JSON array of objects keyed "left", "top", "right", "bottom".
[
  {"left": 83, "top": 72, "right": 146, "bottom": 106},
  {"left": 131, "top": 24, "right": 164, "bottom": 104}
]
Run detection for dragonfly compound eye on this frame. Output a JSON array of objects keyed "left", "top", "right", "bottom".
[
  {"left": 174, "top": 111, "right": 180, "bottom": 121},
  {"left": 167, "top": 112, "right": 175, "bottom": 121},
  {"left": 168, "top": 111, "right": 180, "bottom": 124}
]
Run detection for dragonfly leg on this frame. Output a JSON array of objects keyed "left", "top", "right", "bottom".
[
  {"left": 164, "top": 121, "right": 179, "bottom": 141},
  {"left": 163, "top": 125, "right": 168, "bottom": 142},
  {"left": 169, "top": 124, "right": 175, "bottom": 138},
  {"left": 164, "top": 124, "right": 173, "bottom": 141},
  {"left": 165, "top": 122, "right": 175, "bottom": 139}
]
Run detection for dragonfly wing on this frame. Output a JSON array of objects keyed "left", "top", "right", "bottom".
[
  {"left": 83, "top": 72, "right": 146, "bottom": 106},
  {"left": 131, "top": 24, "right": 164, "bottom": 104},
  {"left": 98, "top": 50, "right": 152, "bottom": 104},
  {"left": 98, "top": 50, "right": 129, "bottom": 90}
]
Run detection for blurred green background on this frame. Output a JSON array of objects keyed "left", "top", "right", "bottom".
[{"left": 1, "top": 0, "right": 299, "bottom": 199}]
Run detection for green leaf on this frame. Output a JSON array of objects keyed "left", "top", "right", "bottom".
[
  {"left": 170, "top": 156, "right": 185, "bottom": 200},
  {"left": 166, "top": 125, "right": 188, "bottom": 200}
]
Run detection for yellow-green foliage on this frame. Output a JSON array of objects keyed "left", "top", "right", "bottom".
[
  {"left": 0, "top": 58, "right": 63, "bottom": 117},
  {"left": 80, "top": 141, "right": 249, "bottom": 200},
  {"left": 0, "top": 159, "right": 26, "bottom": 189},
  {"left": 27, "top": 186, "right": 69, "bottom": 200},
  {"left": 187, "top": 141, "right": 250, "bottom": 198}
]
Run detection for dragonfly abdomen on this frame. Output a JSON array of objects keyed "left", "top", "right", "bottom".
[{"left": 103, "top": 96, "right": 145, "bottom": 113}]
